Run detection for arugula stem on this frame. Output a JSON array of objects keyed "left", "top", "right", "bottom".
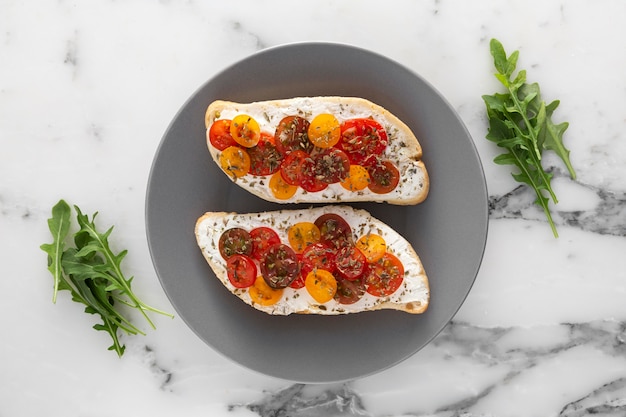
[
  {"left": 508, "top": 147, "right": 559, "bottom": 238},
  {"left": 503, "top": 85, "right": 558, "bottom": 204},
  {"left": 506, "top": 84, "right": 542, "bottom": 159},
  {"left": 102, "top": 317, "right": 125, "bottom": 356},
  {"left": 110, "top": 294, "right": 171, "bottom": 324},
  {"left": 51, "top": 233, "right": 64, "bottom": 303},
  {"left": 502, "top": 112, "right": 559, "bottom": 206}
]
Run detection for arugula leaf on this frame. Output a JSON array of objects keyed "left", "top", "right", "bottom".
[
  {"left": 40, "top": 200, "right": 71, "bottom": 303},
  {"left": 482, "top": 38, "right": 576, "bottom": 237},
  {"left": 538, "top": 100, "right": 576, "bottom": 179},
  {"left": 41, "top": 200, "right": 173, "bottom": 356}
]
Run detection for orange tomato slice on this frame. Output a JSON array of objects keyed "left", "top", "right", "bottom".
[
  {"left": 269, "top": 171, "right": 298, "bottom": 200},
  {"left": 305, "top": 269, "right": 337, "bottom": 303},
  {"left": 356, "top": 234, "right": 387, "bottom": 263},
  {"left": 340, "top": 164, "right": 371, "bottom": 191},
  {"left": 249, "top": 276, "right": 283, "bottom": 306},
  {"left": 219, "top": 146, "right": 251, "bottom": 178},
  {"left": 365, "top": 252, "right": 404, "bottom": 297},
  {"left": 307, "top": 114, "right": 340, "bottom": 148},
  {"left": 367, "top": 160, "right": 400, "bottom": 194},
  {"left": 230, "top": 114, "right": 261, "bottom": 148},
  {"left": 288, "top": 222, "right": 321, "bottom": 253}
]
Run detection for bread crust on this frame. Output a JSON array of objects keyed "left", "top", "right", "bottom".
[
  {"left": 205, "top": 97, "right": 429, "bottom": 205},
  {"left": 195, "top": 205, "right": 429, "bottom": 315}
]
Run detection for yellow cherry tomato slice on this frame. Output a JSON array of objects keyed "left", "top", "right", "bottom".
[
  {"left": 356, "top": 234, "right": 387, "bottom": 263},
  {"left": 249, "top": 276, "right": 284, "bottom": 306},
  {"left": 230, "top": 114, "right": 261, "bottom": 148},
  {"left": 307, "top": 114, "right": 340, "bottom": 148},
  {"left": 288, "top": 222, "right": 321, "bottom": 253},
  {"left": 340, "top": 164, "right": 371, "bottom": 192},
  {"left": 305, "top": 269, "right": 337, "bottom": 303},
  {"left": 269, "top": 171, "right": 298, "bottom": 200},
  {"left": 219, "top": 146, "right": 251, "bottom": 179}
]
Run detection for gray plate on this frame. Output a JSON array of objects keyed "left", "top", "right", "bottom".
[{"left": 146, "top": 42, "right": 488, "bottom": 383}]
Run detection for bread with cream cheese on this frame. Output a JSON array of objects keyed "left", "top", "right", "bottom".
[
  {"left": 204, "top": 97, "right": 429, "bottom": 205},
  {"left": 195, "top": 205, "right": 429, "bottom": 315}
]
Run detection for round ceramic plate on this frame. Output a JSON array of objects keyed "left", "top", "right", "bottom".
[{"left": 146, "top": 42, "right": 488, "bottom": 383}]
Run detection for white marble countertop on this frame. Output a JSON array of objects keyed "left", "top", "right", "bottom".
[{"left": 2, "top": 0, "right": 626, "bottom": 415}]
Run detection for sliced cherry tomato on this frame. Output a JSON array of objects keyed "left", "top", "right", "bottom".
[
  {"left": 313, "top": 148, "right": 350, "bottom": 184},
  {"left": 230, "top": 114, "right": 261, "bottom": 148},
  {"left": 289, "top": 275, "right": 306, "bottom": 289},
  {"left": 339, "top": 118, "right": 388, "bottom": 164},
  {"left": 289, "top": 254, "right": 306, "bottom": 289},
  {"left": 355, "top": 234, "right": 387, "bottom": 263},
  {"left": 365, "top": 252, "right": 404, "bottom": 297},
  {"left": 305, "top": 269, "right": 337, "bottom": 303},
  {"left": 335, "top": 245, "right": 367, "bottom": 280},
  {"left": 218, "top": 228, "right": 253, "bottom": 259},
  {"left": 334, "top": 276, "right": 366, "bottom": 305},
  {"left": 367, "top": 160, "right": 400, "bottom": 194},
  {"left": 249, "top": 227, "right": 281, "bottom": 260},
  {"left": 247, "top": 132, "right": 283, "bottom": 176},
  {"left": 308, "top": 114, "right": 340, "bottom": 148},
  {"left": 269, "top": 171, "right": 298, "bottom": 200},
  {"left": 279, "top": 150, "right": 309, "bottom": 186},
  {"left": 301, "top": 243, "right": 336, "bottom": 275},
  {"left": 260, "top": 243, "right": 300, "bottom": 289},
  {"left": 360, "top": 153, "right": 381, "bottom": 168},
  {"left": 288, "top": 222, "right": 321, "bottom": 253},
  {"left": 219, "top": 146, "right": 251, "bottom": 179},
  {"left": 249, "top": 276, "right": 283, "bottom": 306},
  {"left": 226, "top": 254, "right": 257, "bottom": 288},
  {"left": 275, "top": 115, "right": 313, "bottom": 155},
  {"left": 314, "top": 213, "right": 353, "bottom": 250},
  {"left": 208, "top": 119, "right": 237, "bottom": 151},
  {"left": 299, "top": 156, "right": 328, "bottom": 192},
  {"left": 340, "top": 164, "right": 370, "bottom": 192}
]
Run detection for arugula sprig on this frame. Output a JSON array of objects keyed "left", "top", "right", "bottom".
[
  {"left": 482, "top": 38, "right": 576, "bottom": 237},
  {"left": 41, "top": 200, "right": 173, "bottom": 356}
]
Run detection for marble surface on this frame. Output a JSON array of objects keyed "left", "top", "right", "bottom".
[{"left": 2, "top": 0, "right": 626, "bottom": 415}]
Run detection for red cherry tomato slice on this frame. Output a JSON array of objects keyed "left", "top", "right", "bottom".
[
  {"left": 339, "top": 118, "right": 388, "bottom": 165},
  {"left": 275, "top": 115, "right": 313, "bottom": 155},
  {"left": 226, "top": 254, "right": 257, "bottom": 288},
  {"left": 289, "top": 275, "right": 306, "bottom": 289},
  {"left": 300, "top": 157, "right": 329, "bottom": 192},
  {"left": 301, "top": 242, "right": 336, "bottom": 275},
  {"left": 367, "top": 160, "right": 400, "bottom": 194},
  {"left": 260, "top": 243, "right": 301, "bottom": 289},
  {"left": 289, "top": 254, "right": 306, "bottom": 289},
  {"left": 249, "top": 227, "right": 281, "bottom": 260},
  {"left": 280, "top": 150, "right": 309, "bottom": 186},
  {"left": 313, "top": 148, "right": 350, "bottom": 184},
  {"left": 209, "top": 119, "right": 237, "bottom": 151},
  {"left": 247, "top": 132, "right": 284, "bottom": 176},
  {"left": 335, "top": 245, "right": 367, "bottom": 280},
  {"left": 365, "top": 252, "right": 404, "bottom": 297},
  {"left": 314, "top": 213, "right": 353, "bottom": 250},
  {"left": 218, "top": 228, "right": 253, "bottom": 259},
  {"left": 334, "top": 276, "right": 366, "bottom": 305}
]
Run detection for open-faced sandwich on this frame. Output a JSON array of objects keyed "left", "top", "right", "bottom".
[
  {"left": 204, "top": 96, "right": 429, "bottom": 205},
  {"left": 195, "top": 205, "right": 429, "bottom": 315}
]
